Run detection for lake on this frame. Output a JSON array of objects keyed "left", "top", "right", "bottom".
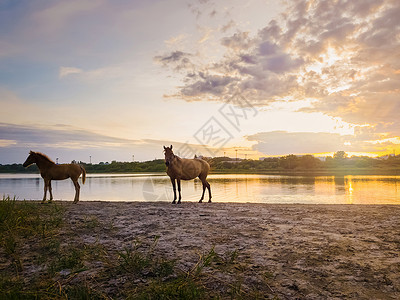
[{"left": 1, "top": 173, "right": 400, "bottom": 204}]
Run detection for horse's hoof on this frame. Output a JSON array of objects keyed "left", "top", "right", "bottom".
[
  {"left": 172, "top": 200, "right": 176, "bottom": 204},
  {"left": 208, "top": 200, "right": 212, "bottom": 203},
  {"left": 199, "top": 200, "right": 203, "bottom": 203},
  {"left": 177, "top": 200, "right": 181, "bottom": 204}
]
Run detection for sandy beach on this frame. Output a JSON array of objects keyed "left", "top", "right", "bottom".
[{"left": 52, "top": 201, "right": 400, "bottom": 299}]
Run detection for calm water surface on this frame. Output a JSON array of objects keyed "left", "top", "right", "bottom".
[{"left": 1, "top": 173, "right": 399, "bottom": 204}]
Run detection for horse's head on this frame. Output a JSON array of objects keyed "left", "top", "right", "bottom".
[
  {"left": 23, "top": 151, "right": 36, "bottom": 167},
  {"left": 163, "top": 145, "right": 175, "bottom": 167}
]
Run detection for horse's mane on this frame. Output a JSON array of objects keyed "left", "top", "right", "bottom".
[{"left": 33, "top": 151, "right": 55, "bottom": 164}]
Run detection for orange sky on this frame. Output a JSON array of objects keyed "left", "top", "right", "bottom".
[{"left": 1, "top": 0, "right": 400, "bottom": 163}]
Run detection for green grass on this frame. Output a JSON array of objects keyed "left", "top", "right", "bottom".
[
  {"left": 117, "top": 236, "right": 176, "bottom": 280},
  {"left": 133, "top": 276, "right": 205, "bottom": 300},
  {"left": 48, "top": 247, "right": 86, "bottom": 275},
  {"left": 0, "top": 195, "right": 64, "bottom": 237},
  {"left": 0, "top": 196, "right": 278, "bottom": 299}
]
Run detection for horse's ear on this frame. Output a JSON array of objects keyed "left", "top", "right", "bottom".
[
  {"left": 163, "top": 146, "right": 166, "bottom": 150},
  {"left": 170, "top": 145, "right": 173, "bottom": 150},
  {"left": 29, "top": 150, "right": 33, "bottom": 154}
]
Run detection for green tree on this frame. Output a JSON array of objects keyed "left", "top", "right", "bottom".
[
  {"left": 333, "top": 151, "right": 348, "bottom": 160},
  {"left": 279, "top": 155, "right": 299, "bottom": 169}
]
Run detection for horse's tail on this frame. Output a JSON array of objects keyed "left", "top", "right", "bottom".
[{"left": 80, "top": 165, "right": 86, "bottom": 184}]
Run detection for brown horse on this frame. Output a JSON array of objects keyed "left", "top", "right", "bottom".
[
  {"left": 23, "top": 151, "right": 86, "bottom": 203},
  {"left": 163, "top": 145, "right": 211, "bottom": 204}
]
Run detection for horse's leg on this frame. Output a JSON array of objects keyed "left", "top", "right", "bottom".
[
  {"left": 177, "top": 179, "right": 182, "bottom": 204},
  {"left": 48, "top": 180, "right": 53, "bottom": 202},
  {"left": 206, "top": 181, "right": 212, "bottom": 202},
  {"left": 73, "top": 179, "right": 80, "bottom": 203},
  {"left": 42, "top": 179, "right": 48, "bottom": 203},
  {"left": 171, "top": 178, "right": 177, "bottom": 204},
  {"left": 199, "top": 181, "right": 206, "bottom": 203}
]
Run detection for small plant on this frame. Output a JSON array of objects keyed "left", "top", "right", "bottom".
[
  {"left": 118, "top": 241, "right": 151, "bottom": 274},
  {"left": 152, "top": 258, "right": 176, "bottom": 278},
  {"left": 117, "top": 236, "right": 172, "bottom": 278},
  {"left": 83, "top": 215, "right": 100, "bottom": 229},
  {"left": 192, "top": 246, "right": 218, "bottom": 276},
  {"left": 82, "top": 242, "right": 108, "bottom": 262},
  {"left": 49, "top": 247, "right": 86, "bottom": 275},
  {"left": 0, "top": 277, "right": 24, "bottom": 299},
  {"left": 0, "top": 196, "right": 22, "bottom": 234},
  {"left": 3, "top": 234, "right": 16, "bottom": 256},
  {"left": 42, "top": 237, "right": 61, "bottom": 255},
  {"left": 229, "top": 278, "right": 244, "bottom": 299},
  {"left": 61, "top": 283, "right": 106, "bottom": 300},
  {"left": 0, "top": 196, "right": 64, "bottom": 239},
  {"left": 134, "top": 276, "right": 204, "bottom": 300}
]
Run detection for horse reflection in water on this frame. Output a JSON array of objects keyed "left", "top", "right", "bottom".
[
  {"left": 23, "top": 151, "right": 86, "bottom": 203},
  {"left": 163, "top": 145, "right": 212, "bottom": 204}
]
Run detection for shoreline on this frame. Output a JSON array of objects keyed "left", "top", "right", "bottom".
[
  {"left": 2, "top": 168, "right": 400, "bottom": 176},
  {"left": 13, "top": 199, "right": 400, "bottom": 206}
]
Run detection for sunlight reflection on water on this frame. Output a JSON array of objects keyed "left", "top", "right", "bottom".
[{"left": 1, "top": 173, "right": 399, "bottom": 204}]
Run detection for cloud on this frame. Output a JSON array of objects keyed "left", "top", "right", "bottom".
[
  {"left": 0, "top": 122, "right": 149, "bottom": 163},
  {"left": 180, "top": 72, "right": 238, "bottom": 99},
  {"left": 0, "top": 123, "right": 128, "bottom": 149},
  {"left": 156, "top": 8, "right": 306, "bottom": 102},
  {"left": 157, "top": 29, "right": 304, "bottom": 102},
  {"left": 220, "top": 20, "right": 236, "bottom": 33},
  {"left": 0, "top": 123, "right": 224, "bottom": 164},
  {"left": 187, "top": 0, "right": 216, "bottom": 20},
  {"left": 59, "top": 66, "right": 83, "bottom": 78},
  {"left": 248, "top": 131, "right": 349, "bottom": 155},
  {"left": 0, "top": 139, "right": 17, "bottom": 147},
  {"left": 198, "top": 27, "right": 213, "bottom": 44},
  {"left": 58, "top": 64, "right": 135, "bottom": 83},
  {"left": 154, "top": 51, "right": 194, "bottom": 72},
  {"left": 221, "top": 31, "right": 252, "bottom": 51},
  {"left": 156, "top": 0, "right": 400, "bottom": 144},
  {"left": 164, "top": 34, "right": 188, "bottom": 47},
  {"left": 247, "top": 130, "right": 395, "bottom": 156}
]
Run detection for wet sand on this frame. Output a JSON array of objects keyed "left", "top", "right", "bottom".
[{"left": 63, "top": 201, "right": 400, "bottom": 299}]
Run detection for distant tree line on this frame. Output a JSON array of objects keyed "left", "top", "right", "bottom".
[
  {"left": 84, "top": 160, "right": 166, "bottom": 173},
  {"left": 0, "top": 159, "right": 167, "bottom": 174},
  {"left": 208, "top": 151, "right": 400, "bottom": 174},
  {"left": 1, "top": 151, "right": 400, "bottom": 174}
]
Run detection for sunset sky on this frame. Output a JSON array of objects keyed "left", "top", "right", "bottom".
[{"left": 1, "top": 0, "right": 399, "bottom": 164}]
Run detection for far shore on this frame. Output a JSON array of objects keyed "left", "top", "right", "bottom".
[{"left": 2, "top": 168, "right": 400, "bottom": 176}]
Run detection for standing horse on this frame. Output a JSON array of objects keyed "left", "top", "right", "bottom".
[
  {"left": 23, "top": 151, "right": 86, "bottom": 203},
  {"left": 164, "top": 145, "right": 211, "bottom": 204}
]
